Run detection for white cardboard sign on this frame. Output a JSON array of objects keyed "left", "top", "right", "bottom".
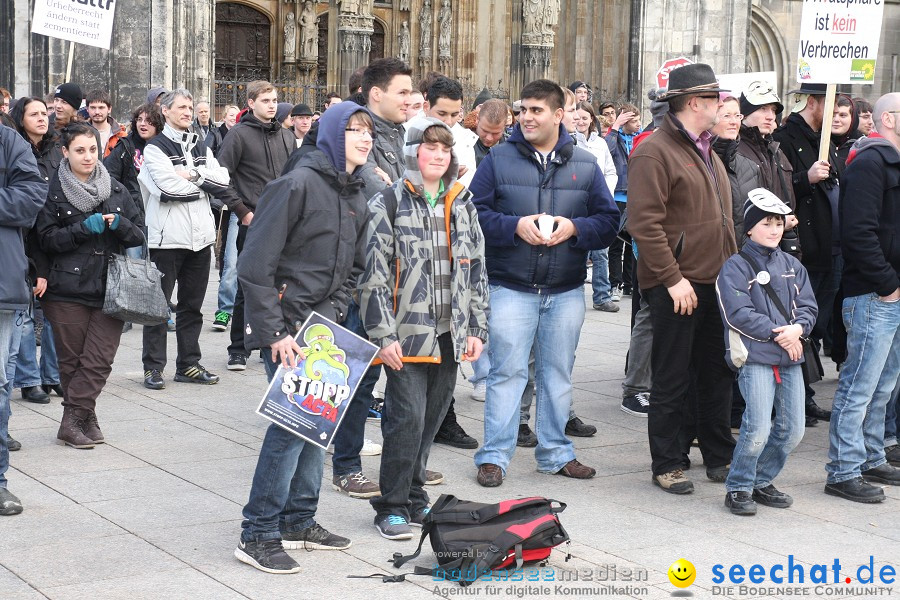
[
  {"left": 31, "top": 0, "right": 118, "bottom": 50},
  {"left": 796, "top": 0, "right": 885, "bottom": 84}
]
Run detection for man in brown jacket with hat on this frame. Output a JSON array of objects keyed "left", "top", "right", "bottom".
[{"left": 628, "top": 63, "right": 738, "bottom": 495}]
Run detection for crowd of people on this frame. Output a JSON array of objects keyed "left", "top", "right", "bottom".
[{"left": 1, "top": 60, "right": 899, "bottom": 576}]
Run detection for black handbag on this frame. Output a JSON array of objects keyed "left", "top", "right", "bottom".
[
  {"left": 102, "top": 238, "right": 168, "bottom": 326},
  {"left": 738, "top": 251, "right": 822, "bottom": 384}
]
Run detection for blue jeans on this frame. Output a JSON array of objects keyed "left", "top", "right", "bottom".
[
  {"left": 14, "top": 309, "right": 59, "bottom": 388},
  {"left": 827, "top": 293, "right": 900, "bottom": 483},
  {"left": 726, "top": 364, "right": 805, "bottom": 493},
  {"left": 884, "top": 380, "right": 900, "bottom": 447},
  {"left": 591, "top": 249, "right": 612, "bottom": 305},
  {"left": 217, "top": 212, "right": 239, "bottom": 315},
  {"left": 240, "top": 346, "right": 325, "bottom": 542},
  {"left": 331, "top": 300, "right": 381, "bottom": 476},
  {"left": 470, "top": 344, "right": 490, "bottom": 384},
  {"left": 475, "top": 285, "right": 584, "bottom": 473},
  {"left": 1, "top": 310, "right": 25, "bottom": 488}
]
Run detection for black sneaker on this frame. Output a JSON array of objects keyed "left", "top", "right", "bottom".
[
  {"left": 621, "top": 393, "right": 649, "bottom": 417},
  {"left": 410, "top": 506, "right": 431, "bottom": 528},
  {"left": 886, "top": 444, "right": 900, "bottom": 467},
  {"left": 0, "top": 487, "right": 23, "bottom": 516},
  {"left": 6, "top": 435, "right": 21, "bottom": 452},
  {"left": 752, "top": 484, "right": 793, "bottom": 508},
  {"left": 434, "top": 420, "right": 478, "bottom": 449},
  {"left": 143, "top": 369, "right": 165, "bottom": 390},
  {"left": 565, "top": 416, "right": 597, "bottom": 437},
  {"left": 227, "top": 353, "right": 247, "bottom": 371},
  {"left": 824, "top": 476, "right": 885, "bottom": 503},
  {"left": 725, "top": 491, "right": 757, "bottom": 515},
  {"left": 861, "top": 463, "right": 900, "bottom": 485},
  {"left": 174, "top": 364, "right": 220, "bottom": 385},
  {"left": 281, "top": 523, "right": 351, "bottom": 550},
  {"left": 806, "top": 399, "right": 831, "bottom": 421},
  {"left": 367, "top": 395, "right": 384, "bottom": 423},
  {"left": 517, "top": 423, "right": 538, "bottom": 447},
  {"left": 234, "top": 538, "right": 300, "bottom": 574}
]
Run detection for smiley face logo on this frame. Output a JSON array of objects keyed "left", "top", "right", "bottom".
[{"left": 668, "top": 558, "right": 696, "bottom": 588}]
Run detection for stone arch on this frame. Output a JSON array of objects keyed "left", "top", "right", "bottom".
[
  {"left": 748, "top": 4, "right": 791, "bottom": 101},
  {"left": 370, "top": 17, "right": 386, "bottom": 62}
]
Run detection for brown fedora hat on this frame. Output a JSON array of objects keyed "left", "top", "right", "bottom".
[{"left": 661, "top": 63, "right": 730, "bottom": 101}]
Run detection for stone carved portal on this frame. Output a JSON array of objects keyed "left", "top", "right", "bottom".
[{"left": 214, "top": 3, "right": 272, "bottom": 81}]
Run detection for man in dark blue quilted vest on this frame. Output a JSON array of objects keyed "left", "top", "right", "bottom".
[{"left": 470, "top": 79, "right": 619, "bottom": 487}]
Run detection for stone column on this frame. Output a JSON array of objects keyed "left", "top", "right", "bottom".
[
  {"left": 520, "top": 0, "right": 558, "bottom": 83},
  {"left": 338, "top": 11, "right": 373, "bottom": 88}
]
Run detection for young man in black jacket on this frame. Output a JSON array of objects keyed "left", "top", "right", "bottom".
[
  {"left": 825, "top": 93, "right": 900, "bottom": 503},
  {"left": 234, "top": 101, "right": 373, "bottom": 574},
  {"left": 215, "top": 81, "right": 296, "bottom": 371}
]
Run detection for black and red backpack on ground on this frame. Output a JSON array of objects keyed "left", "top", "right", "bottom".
[{"left": 389, "top": 494, "right": 570, "bottom": 586}]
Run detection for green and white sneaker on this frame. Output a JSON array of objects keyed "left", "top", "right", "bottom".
[{"left": 211, "top": 310, "right": 231, "bottom": 331}]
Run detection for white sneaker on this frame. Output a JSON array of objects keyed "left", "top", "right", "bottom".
[
  {"left": 327, "top": 438, "right": 382, "bottom": 456},
  {"left": 471, "top": 380, "right": 486, "bottom": 402},
  {"left": 360, "top": 438, "right": 382, "bottom": 456},
  {"left": 611, "top": 286, "right": 622, "bottom": 302}
]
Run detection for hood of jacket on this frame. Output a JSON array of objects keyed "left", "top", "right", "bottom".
[
  {"left": 846, "top": 132, "right": 900, "bottom": 166},
  {"left": 401, "top": 115, "right": 459, "bottom": 197},
  {"left": 315, "top": 101, "right": 375, "bottom": 174}
]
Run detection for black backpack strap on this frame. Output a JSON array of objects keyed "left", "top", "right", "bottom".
[
  {"left": 738, "top": 251, "right": 791, "bottom": 323},
  {"left": 391, "top": 523, "right": 431, "bottom": 568}
]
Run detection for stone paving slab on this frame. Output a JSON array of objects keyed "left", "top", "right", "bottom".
[{"left": 2, "top": 277, "right": 897, "bottom": 599}]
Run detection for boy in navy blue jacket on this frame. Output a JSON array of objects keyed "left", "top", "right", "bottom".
[{"left": 715, "top": 189, "right": 818, "bottom": 515}]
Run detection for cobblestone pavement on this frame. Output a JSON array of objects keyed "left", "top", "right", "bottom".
[{"left": 2, "top": 277, "right": 897, "bottom": 599}]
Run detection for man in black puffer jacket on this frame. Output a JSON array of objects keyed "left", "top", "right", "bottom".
[
  {"left": 215, "top": 81, "right": 296, "bottom": 371},
  {"left": 471, "top": 80, "right": 619, "bottom": 487}
]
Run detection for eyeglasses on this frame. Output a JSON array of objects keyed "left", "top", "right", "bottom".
[
  {"left": 721, "top": 113, "right": 744, "bottom": 121},
  {"left": 345, "top": 127, "right": 373, "bottom": 138},
  {"left": 697, "top": 95, "right": 720, "bottom": 100}
]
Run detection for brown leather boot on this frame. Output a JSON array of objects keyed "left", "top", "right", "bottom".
[
  {"left": 57, "top": 408, "right": 96, "bottom": 449},
  {"left": 83, "top": 412, "right": 105, "bottom": 444}
]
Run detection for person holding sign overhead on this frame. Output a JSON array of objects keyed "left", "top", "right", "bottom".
[{"left": 773, "top": 83, "right": 844, "bottom": 426}]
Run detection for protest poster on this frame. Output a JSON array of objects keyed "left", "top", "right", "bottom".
[
  {"left": 796, "top": 0, "right": 886, "bottom": 84},
  {"left": 31, "top": 0, "right": 119, "bottom": 50},
  {"left": 256, "top": 312, "right": 378, "bottom": 450}
]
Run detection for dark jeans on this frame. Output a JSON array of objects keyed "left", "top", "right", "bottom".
[
  {"left": 143, "top": 246, "right": 211, "bottom": 371},
  {"left": 805, "top": 255, "right": 842, "bottom": 400},
  {"left": 608, "top": 203, "right": 633, "bottom": 290},
  {"left": 228, "top": 225, "right": 249, "bottom": 357},
  {"left": 42, "top": 301, "right": 123, "bottom": 420},
  {"left": 645, "top": 283, "right": 735, "bottom": 476},
  {"left": 332, "top": 299, "right": 382, "bottom": 476},
  {"left": 371, "top": 333, "right": 457, "bottom": 520},
  {"left": 241, "top": 348, "right": 324, "bottom": 542}
]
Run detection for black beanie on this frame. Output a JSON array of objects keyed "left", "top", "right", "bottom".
[
  {"left": 54, "top": 82, "right": 82, "bottom": 111},
  {"left": 739, "top": 94, "right": 761, "bottom": 120},
  {"left": 742, "top": 189, "right": 791, "bottom": 236}
]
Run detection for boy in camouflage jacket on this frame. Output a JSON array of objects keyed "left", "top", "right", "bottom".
[{"left": 360, "top": 116, "right": 488, "bottom": 540}]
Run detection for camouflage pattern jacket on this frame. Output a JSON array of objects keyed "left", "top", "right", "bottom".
[{"left": 360, "top": 117, "right": 489, "bottom": 362}]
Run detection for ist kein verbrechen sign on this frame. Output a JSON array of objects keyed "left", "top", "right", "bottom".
[{"left": 796, "top": 0, "right": 885, "bottom": 84}]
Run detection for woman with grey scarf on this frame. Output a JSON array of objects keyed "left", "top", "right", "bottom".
[{"left": 35, "top": 123, "right": 144, "bottom": 449}]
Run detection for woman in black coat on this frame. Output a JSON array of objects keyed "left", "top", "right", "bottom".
[{"left": 35, "top": 123, "right": 144, "bottom": 449}]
